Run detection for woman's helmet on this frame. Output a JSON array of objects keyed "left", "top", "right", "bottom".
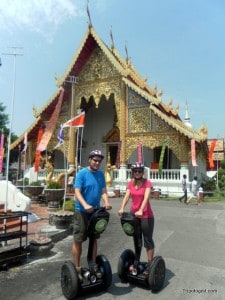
[
  {"left": 131, "top": 162, "right": 145, "bottom": 170},
  {"left": 88, "top": 150, "right": 104, "bottom": 159}
]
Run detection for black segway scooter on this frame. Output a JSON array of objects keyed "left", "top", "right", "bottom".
[
  {"left": 61, "top": 207, "right": 112, "bottom": 300},
  {"left": 118, "top": 212, "right": 166, "bottom": 292}
]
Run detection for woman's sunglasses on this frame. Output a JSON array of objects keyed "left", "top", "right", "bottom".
[{"left": 133, "top": 169, "right": 143, "bottom": 173}]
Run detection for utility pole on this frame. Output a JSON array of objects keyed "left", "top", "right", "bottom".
[{"left": 2, "top": 47, "right": 23, "bottom": 212}]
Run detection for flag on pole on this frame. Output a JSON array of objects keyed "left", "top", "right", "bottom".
[
  {"left": 62, "top": 111, "right": 85, "bottom": 128},
  {"left": 191, "top": 139, "right": 198, "bottom": 167},
  {"left": 158, "top": 141, "right": 167, "bottom": 176},
  {"left": 0, "top": 132, "right": 4, "bottom": 172},
  {"left": 209, "top": 139, "right": 217, "bottom": 169},
  {"left": 21, "top": 132, "right": 28, "bottom": 153},
  {"left": 37, "top": 87, "right": 64, "bottom": 151},
  {"left": 54, "top": 124, "right": 64, "bottom": 149},
  {"left": 137, "top": 138, "right": 143, "bottom": 164}
]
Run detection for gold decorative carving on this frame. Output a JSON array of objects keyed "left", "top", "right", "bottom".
[
  {"left": 129, "top": 109, "right": 150, "bottom": 133},
  {"left": 125, "top": 133, "right": 186, "bottom": 164}
]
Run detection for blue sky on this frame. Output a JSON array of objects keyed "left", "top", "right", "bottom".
[{"left": 0, "top": 0, "right": 224, "bottom": 139}]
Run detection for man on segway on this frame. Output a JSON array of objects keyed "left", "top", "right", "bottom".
[{"left": 72, "top": 150, "right": 112, "bottom": 281}]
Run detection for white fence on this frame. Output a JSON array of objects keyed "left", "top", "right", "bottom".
[
  {"left": 111, "top": 167, "right": 182, "bottom": 196},
  {"left": 26, "top": 167, "right": 183, "bottom": 197}
]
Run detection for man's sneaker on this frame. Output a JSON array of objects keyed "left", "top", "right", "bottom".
[
  {"left": 76, "top": 267, "right": 83, "bottom": 282},
  {"left": 93, "top": 264, "right": 102, "bottom": 278}
]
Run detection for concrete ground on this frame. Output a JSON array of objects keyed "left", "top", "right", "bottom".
[{"left": 0, "top": 198, "right": 225, "bottom": 300}]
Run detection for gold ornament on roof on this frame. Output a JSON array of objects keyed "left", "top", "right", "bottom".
[
  {"left": 167, "top": 99, "right": 173, "bottom": 110},
  {"left": 172, "top": 104, "right": 179, "bottom": 115},
  {"left": 199, "top": 124, "right": 208, "bottom": 136},
  {"left": 152, "top": 85, "right": 158, "bottom": 96},
  {"left": 157, "top": 89, "right": 163, "bottom": 99},
  {"left": 32, "top": 105, "right": 40, "bottom": 118}
]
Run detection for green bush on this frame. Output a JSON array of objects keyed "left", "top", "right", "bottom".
[
  {"left": 62, "top": 199, "right": 75, "bottom": 212},
  {"left": 46, "top": 181, "right": 63, "bottom": 189},
  {"left": 201, "top": 177, "right": 216, "bottom": 196},
  {"left": 30, "top": 180, "right": 42, "bottom": 186}
]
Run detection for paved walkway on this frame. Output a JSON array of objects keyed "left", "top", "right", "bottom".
[
  {"left": 28, "top": 201, "right": 52, "bottom": 241},
  {"left": 27, "top": 200, "right": 72, "bottom": 242}
]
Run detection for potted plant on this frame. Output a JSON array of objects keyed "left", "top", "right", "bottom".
[
  {"left": 29, "top": 232, "right": 54, "bottom": 257},
  {"left": 16, "top": 178, "right": 29, "bottom": 192},
  {"left": 49, "top": 197, "right": 74, "bottom": 230},
  {"left": 44, "top": 181, "right": 65, "bottom": 209},
  {"left": 26, "top": 181, "right": 44, "bottom": 201}
]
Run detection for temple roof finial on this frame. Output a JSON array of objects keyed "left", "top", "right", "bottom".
[
  {"left": 86, "top": 0, "right": 92, "bottom": 29},
  {"left": 110, "top": 26, "right": 114, "bottom": 50},
  {"left": 125, "top": 41, "right": 129, "bottom": 63}
]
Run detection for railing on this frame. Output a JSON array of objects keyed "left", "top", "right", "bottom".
[
  {"left": 36, "top": 169, "right": 65, "bottom": 181},
  {"left": 111, "top": 167, "right": 182, "bottom": 196},
  {"left": 111, "top": 168, "right": 181, "bottom": 182},
  {"left": 149, "top": 169, "right": 181, "bottom": 181},
  {"left": 36, "top": 167, "right": 181, "bottom": 185},
  {"left": 29, "top": 167, "right": 182, "bottom": 196}
]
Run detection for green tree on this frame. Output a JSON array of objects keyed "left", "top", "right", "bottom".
[
  {"left": 0, "top": 102, "right": 18, "bottom": 175},
  {"left": 218, "top": 160, "right": 225, "bottom": 191}
]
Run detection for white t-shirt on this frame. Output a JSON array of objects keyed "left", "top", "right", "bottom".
[{"left": 191, "top": 179, "right": 198, "bottom": 196}]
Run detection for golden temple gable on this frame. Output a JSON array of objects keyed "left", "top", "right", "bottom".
[{"left": 11, "top": 19, "right": 208, "bottom": 185}]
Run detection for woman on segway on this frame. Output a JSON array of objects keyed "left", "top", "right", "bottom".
[{"left": 118, "top": 162, "right": 155, "bottom": 275}]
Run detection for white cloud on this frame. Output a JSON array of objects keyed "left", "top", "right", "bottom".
[{"left": 0, "top": 0, "right": 83, "bottom": 41}]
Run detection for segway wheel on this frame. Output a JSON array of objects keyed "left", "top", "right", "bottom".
[
  {"left": 96, "top": 254, "right": 112, "bottom": 289},
  {"left": 61, "top": 261, "right": 80, "bottom": 300},
  {"left": 148, "top": 256, "right": 166, "bottom": 292},
  {"left": 117, "top": 249, "right": 135, "bottom": 283}
]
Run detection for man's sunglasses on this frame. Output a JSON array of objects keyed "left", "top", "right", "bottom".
[
  {"left": 132, "top": 169, "right": 143, "bottom": 173},
  {"left": 92, "top": 158, "right": 102, "bottom": 163}
]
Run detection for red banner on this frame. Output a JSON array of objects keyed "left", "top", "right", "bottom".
[
  {"left": 37, "top": 87, "right": 64, "bottom": 151},
  {"left": 137, "top": 138, "right": 143, "bottom": 164},
  {"left": 191, "top": 139, "right": 198, "bottom": 167},
  {"left": 209, "top": 139, "right": 217, "bottom": 169},
  {"left": 35, "top": 128, "right": 44, "bottom": 172}
]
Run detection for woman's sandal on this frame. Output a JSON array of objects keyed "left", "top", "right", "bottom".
[{"left": 143, "top": 265, "right": 149, "bottom": 276}]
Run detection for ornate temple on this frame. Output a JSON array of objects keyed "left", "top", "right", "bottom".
[{"left": 11, "top": 16, "right": 208, "bottom": 195}]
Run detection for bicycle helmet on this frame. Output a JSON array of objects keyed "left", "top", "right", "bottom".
[
  {"left": 131, "top": 162, "right": 145, "bottom": 170},
  {"left": 88, "top": 149, "right": 104, "bottom": 159}
]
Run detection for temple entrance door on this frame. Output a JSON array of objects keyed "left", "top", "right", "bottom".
[
  {"left": 154, "top": 146, "right": 171, "bottom": 169},
  {"left": 107, "top": 144, "right": 118, "bottom": 166}
]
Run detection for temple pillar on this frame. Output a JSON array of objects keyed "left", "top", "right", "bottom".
[
  {"left": 68, "top": 83, "right": 76, "bottom": 170},
  {"left": 119, "top": 82, "right": 127, "bottom": 165},
  {"left": 180, "top": 162, "right": 189, "bottom": 181}
]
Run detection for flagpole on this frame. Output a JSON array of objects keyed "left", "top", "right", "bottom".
[
  {"left": 75, "top": 128, "right": 79, "bottom": 175},
  {"left": 79, "top": 127, "right": 84, "bottom": 165},
  {"left": 2, "top": 47, "right": 23, "bottom": 212},
  {"left": 23, "top": 149, "right": 26, "bottom": 193},
  {"left": 63, "top": 143, "right": 67, "bottom": 211}
]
